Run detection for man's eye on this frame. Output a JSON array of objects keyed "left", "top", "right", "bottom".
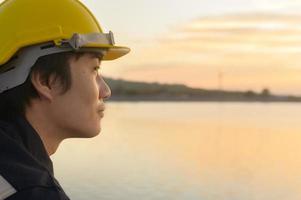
[
  {"left": 94, "top": 67, "right": 100, "bottom": 72},
  {"left": 94, "top": 67, "right": 102, "bottom": 76}
]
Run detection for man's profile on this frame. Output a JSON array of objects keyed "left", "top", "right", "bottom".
[{"left": 0, "top": 0, "right": 130, "bottom": 199}]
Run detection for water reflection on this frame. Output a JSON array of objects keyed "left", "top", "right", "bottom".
[{"left": 52, "top": 102, "right": 301, "bottom": 200}]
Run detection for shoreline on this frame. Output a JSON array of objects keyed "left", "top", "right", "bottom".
[{"left": 108, "top": 95, "right": 301, "bottom": 103}]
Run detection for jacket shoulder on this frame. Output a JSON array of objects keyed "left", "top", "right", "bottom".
[{"left": 0, "top": 175, "right": 16, "bottom": 200}]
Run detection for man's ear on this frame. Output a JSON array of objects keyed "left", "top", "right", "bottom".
[{"left": 30, "top": 71, "right": 56, "bottom": 101}]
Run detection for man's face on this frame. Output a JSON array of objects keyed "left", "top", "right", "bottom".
[{"left": 49, "top": 53, "right": 111, "bottom": 139}]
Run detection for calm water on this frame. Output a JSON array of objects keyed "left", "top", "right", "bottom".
[{"left": 52, "top": 102, "right": 301, "bottom": 200}]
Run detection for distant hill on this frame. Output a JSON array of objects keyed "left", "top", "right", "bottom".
[{"left": 105, "top": 77, "right": 301, "bottom": 102}]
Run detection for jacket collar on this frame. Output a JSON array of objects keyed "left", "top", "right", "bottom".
[{"left": 13, "top": 116, "right": 54, "bottom": 174}]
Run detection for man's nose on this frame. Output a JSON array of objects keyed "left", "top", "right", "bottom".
[{"left": 98, "top": 77, "right": 111, "bottom": 100}]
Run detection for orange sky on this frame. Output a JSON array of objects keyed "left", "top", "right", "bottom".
[{"left": 101, "top": 13, "right": 301, "bottom": 95}]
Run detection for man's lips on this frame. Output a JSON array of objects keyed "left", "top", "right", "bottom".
[
  {"left": 98, "top": 104, "right": 105, "bottom": 111},
  {"left": 97, "top": 106, "right": 105, "bottom": 118},
  {"left": 98, "top": 111, "right": 104, "bottom": 118}
]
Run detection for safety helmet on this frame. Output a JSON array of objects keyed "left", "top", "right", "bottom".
[{"left": 0, "top": 0, "right": 130, "bottom": 93}]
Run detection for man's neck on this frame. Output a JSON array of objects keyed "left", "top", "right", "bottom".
[{"left": 25, "top": 105, "right": 63, "bottom": 156}]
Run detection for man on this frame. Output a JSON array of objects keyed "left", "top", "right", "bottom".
[{"left": 0, "top": 0, "right": 130, "bottom": 199}]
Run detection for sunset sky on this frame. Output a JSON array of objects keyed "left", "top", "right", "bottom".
[
  {"left": 2, "top": 0, "right": 301, "bottom": 95},
  {"left": 80, "top": 0, "right": 301, "bottom": 95}
]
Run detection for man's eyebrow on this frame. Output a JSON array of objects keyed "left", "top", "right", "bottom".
[
  {"left": 88, "top": 52, "right": 104, "bottom": 61},
  {"left": 94, "top": 56, "right": 102, "bottom": 63},
  {"left": 89, "top": 56, "right": 102, "bottom": 66}
]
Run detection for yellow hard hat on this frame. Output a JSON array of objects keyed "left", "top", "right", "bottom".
[
  {"left": 0, "top": 0, "right": 130, "bottom": 93},
  {"left": 0, "top": 0, "right": 130, "bottom": 66}
]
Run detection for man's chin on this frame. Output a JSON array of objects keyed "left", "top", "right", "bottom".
[
  {"left": 86, "top": 129, "right": 101, "bottom": 138},
  {"left": 72, "top": 127, "right": 101, "bottom": 138}
]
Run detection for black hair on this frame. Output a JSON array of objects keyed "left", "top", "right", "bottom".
[{"left": 0, "top": 51, "right": 102, "bottom": 121}]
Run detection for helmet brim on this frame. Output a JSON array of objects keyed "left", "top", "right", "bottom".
[{"left": 103, "top": 45, "right": 131, "bottom": 60}]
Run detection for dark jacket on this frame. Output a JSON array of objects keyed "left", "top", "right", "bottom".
[{"left": 0, "top": 116, "right": 70, "bottom": 200}]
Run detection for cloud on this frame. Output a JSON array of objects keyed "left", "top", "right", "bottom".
[
  {"left": 107, "top": 13, "right": 301, "bottom": 95},
  {"left": 122, "top": 13, "right": 301, "bottom": 68},
  {"left": 161, "top": 13, "right": 301, "bottom": 54}
]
